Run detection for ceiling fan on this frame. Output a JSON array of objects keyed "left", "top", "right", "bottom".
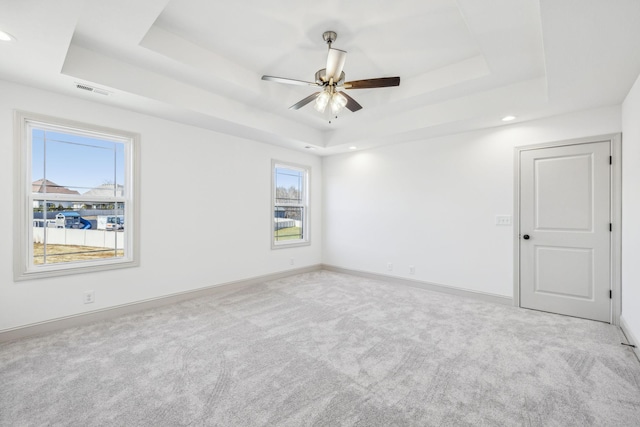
[{"left": 261, "top": 31, "right": 400, "bottom": 116}]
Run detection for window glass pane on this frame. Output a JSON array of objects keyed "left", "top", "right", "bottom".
[
  {"left": 274, "top": 207, "right": 304, "bottom": 241},
  {"left": 115, "top": 142, "right": 125, "bottom": 191},
  {"left": 272, "top": 162, "right": 309, "bottom": 247},
  {"left": 17, "top": 112, "right": 138, "bottom": 280},
  {"left": 31, "top": 129, "right": 125, "bottom": 196},
  {"left": 32, "top": 202, "right": 125, "bottom": 265},
  {"left": 275, "top": 167, "right": 304, "bottom": 205},
  {"left": 31, "top": 130, "right": 45, "bottom": 188}
]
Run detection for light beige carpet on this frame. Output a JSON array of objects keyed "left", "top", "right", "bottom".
[{"left": 1, "top": 270, "right": 639, "bottom": 426}]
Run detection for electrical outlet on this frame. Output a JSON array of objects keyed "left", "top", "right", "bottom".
[
  {"left": 409, "top": 265, "right": 415, "bottom": 275},
  {"left": 290, "top": 258, "right": 295, "bottom": 266},
  {"left": 83, "top": 290, "right": 95, "bottom": 304},
  {"left": 495, "top": 215, "right": 512, "bottom": 226},
  {"left": 387, "top": 262, "right": 393, "bottom": 271}
]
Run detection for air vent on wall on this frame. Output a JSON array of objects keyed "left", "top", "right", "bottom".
[{"left": 75, "top": 83, "right": 111, "bottom": 96}]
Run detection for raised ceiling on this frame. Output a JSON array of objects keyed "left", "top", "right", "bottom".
[{"left": 1, "top": 0, "right": 639, "bottom": 154}]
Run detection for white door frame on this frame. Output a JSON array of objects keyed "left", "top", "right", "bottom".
[{"left": 513, "top": 134, "right": 622, "bottom": 325}]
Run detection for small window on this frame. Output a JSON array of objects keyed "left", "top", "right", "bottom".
[
  {"left": 272, "top": 161, "right": 310, "bottom": 248},
  {"left": 14, "top": 111, "right": 140, "bottom": 280}
]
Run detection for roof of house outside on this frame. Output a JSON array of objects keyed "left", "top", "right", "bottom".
[
  {"left": 82, "top": 183, "right": 124, "bottom": 198},
  {"left": 32, "top": 179, "right": 80, "bottom": 195}
]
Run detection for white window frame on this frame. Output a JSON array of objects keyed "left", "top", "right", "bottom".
[
  {"left": 13, "top": 111, "right": 140, "bottom": 281},
  {"left": 271, "top": 160, "right": 310, "bottom": 249}
]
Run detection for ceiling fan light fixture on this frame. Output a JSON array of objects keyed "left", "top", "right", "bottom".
[
  {"left": 330, "top": 92, "right": 348, "bottom": 115},
  {"left": 315, "top": 91, "right": 331, "bottom": 113}
]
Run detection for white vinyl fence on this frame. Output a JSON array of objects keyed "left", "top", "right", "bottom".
[
  {"left": 274, "top": 218, "right": 302, "bottom": 230},
  {"left": 33, "top": 227, "right": 124, "bottom": 249}
]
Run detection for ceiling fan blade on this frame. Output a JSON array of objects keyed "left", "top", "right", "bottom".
[
  {"left": 262, "top": 75, "right": 319, "bottom": 87},
  {"left": 343, "top": 77, "right": 401, "bottom": 89},
  {"left": 289, "top": 92, "right": 321, "bottom": 110},
  {"left": 339, "top": 91, "right": 363, "bottom": 112},
  {"left": 325, "top": 48, "right": 347, "bottom": 82}
]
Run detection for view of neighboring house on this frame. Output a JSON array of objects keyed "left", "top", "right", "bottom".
[
  {"left": 81, "top": 183, "right": 125, "bottom": 210},
  {"left": 81, "top": 183, "right": 124, "bottom": 198},
  {"left": 32, "top": 180, "right": 125, "bottom": 211},
  {"left": 32, "top": 178, "right": 80, "bottom": 195},
  {"left": 31, "top": 179, "right": 80, "bottom": 209}
]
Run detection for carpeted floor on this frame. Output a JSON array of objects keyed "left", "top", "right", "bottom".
[{"left": 1, "top": 270, "right": 640, "bottom": 426}]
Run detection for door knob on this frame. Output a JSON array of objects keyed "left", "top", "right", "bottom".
[{"left": 523, "top": 234, "right": 530, "bottom": 240}]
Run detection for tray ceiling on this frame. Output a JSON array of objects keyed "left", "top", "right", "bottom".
[{"left": 1, "top": 0, "right": 639, "bottom": 154}]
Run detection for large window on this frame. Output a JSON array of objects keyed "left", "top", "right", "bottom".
[
  {"left": 14, "top": 111, "right": 139, "bottom": 280},
  {"left": 272, "top": 161, "right": 310, "bottom": 248}
]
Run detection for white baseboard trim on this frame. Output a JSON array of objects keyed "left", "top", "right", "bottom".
[
  {"left": 619, "top": 315, "right": 640, "bottom": 362},
  {"left": 322, "top": 264, "right": 513, "bottom": 306},
  {"left": 0, "top": 264, "right": 322, "bottom": 344}
]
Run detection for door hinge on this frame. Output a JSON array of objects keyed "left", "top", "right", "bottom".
[
  {"left": 610, "top": 290, "right": 612, "bottom": 299},
  {"left": 610, "top": 223, "right": 612, "bottom": 232},
  {"left": 610, "top": 156, "right": 612, "bottom": 165}
]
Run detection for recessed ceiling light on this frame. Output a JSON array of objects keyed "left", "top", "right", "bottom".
[
  {"left": 349, "top": 146, "right": 357, "bottom": 150},
  {"left": 502, "top": 115, "right": 516, "bottom": 122},
  {"left": 0, "top": 30, "right": 15, "bottom": 42}
]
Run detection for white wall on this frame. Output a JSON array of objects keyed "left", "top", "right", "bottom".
[
  {"left": 622, "top": 74, "right": 640, "bottom": 343},
  {"left": 0, "top": 80, "right": 322, "bottom": 332},
  {"left": 1, "top": 76, "right": 631, "bottom": 333},
  {"left": 323, "top": 106, "right": 621, "bottom": 298}
]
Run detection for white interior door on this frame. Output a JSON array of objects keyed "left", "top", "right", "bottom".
[{"left": 519, "top": 141, "right": 611, "bottom": 322}]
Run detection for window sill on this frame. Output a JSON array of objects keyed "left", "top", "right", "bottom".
[
  {"left": 271, "top": 240, "right": 310, "bottom": 250},
  {"left": 14, "top": 258, "right": 139, "bottom": 281}
]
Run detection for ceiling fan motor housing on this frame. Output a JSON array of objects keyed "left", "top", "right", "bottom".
[{"left": 316, "top": 69, "right": 345, "bottom": 85}]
